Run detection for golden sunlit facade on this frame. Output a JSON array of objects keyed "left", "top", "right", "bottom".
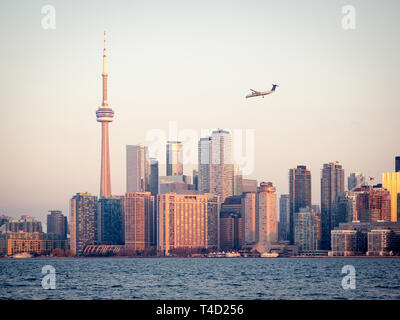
[{"left": 382, "top": 172, "right": 400, "bottom": 222}]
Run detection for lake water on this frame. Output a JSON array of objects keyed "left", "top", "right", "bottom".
[{"left": 1, "top": 257, "right": 400, "bottom": 300}]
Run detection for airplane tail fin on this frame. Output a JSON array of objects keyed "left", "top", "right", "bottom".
[{"left": 271, "top": 84, "right": 278, "bottom": 91}]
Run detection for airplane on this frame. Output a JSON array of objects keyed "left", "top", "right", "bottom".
[{"left": 246, "top": 84, "right": 279, "bottom": 98}]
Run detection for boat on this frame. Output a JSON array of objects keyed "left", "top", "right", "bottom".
[
  {"left": 12, "top": 252, "right": 33, "bottom": 258},
  {"left": 207, "top": 252, "right": 226, "bottom": 258},
  {"left": 225, "top": 252, "right": 241, "bottom": 258},
  {"left": 260, "top": 252, "right": 279, "bottom": 258}
]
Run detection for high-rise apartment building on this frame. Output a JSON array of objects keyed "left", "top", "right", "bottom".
[
  {"left": 321, "top": 161, "right": 345, "bottom": 249},
  {"left": 124, "top": 192, "right": 155, "bottom": 251},
  {"left": 157, "top": 193, "right": 219, "bottom": 255},
  {"left": 47, "top": 210, "right": 68, "bottom": 239},
  {"left": 289, "top": 165, "right": 311, "bottom": 244},
  {"left": 6, "top": 216, "right": 43, "bottom": 233},
  {"left": 242, "top": 179, "right": 258, "bottom": 193},
  {"left": 254, "top": 182, "right": 278, "bottom": 252},
  {"left": 396, "top": 156, "right": 400, "bottom": 173},
  {"left": 294, "top": 207, "right": 320, "bottom": 251},
  {"left": 279, "top": 194, "right": 290, "bottom": 241},
  {"left": 220, "top": 196, "right": 243, "bottom": 250},
  {"left": 241, "top": 192, "right": 256, "bottom": 246},
  {"left": 166, "top": 141, "right": 183, "bottom": 176},
  {"left": 98, "top": 197, "right": 124, "bottom": 245},
  {"left": 70, "top": 193, "right": 98, "bottom": 255},
  {"left": 126, "top": 145, "right": 150, "bottom": 193},
  {"left": 331, "top": 191, "right": 355, "bottom": 229}
]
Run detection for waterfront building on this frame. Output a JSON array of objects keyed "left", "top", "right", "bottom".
[
  {"left": 0, "top": 231, "right": 67, "bottom": 256},
  {"left": 367, "top": 229, "right": 400, "bottom": 256},
  {"left": 70, "top": 192, "right": 98, "bottom": 256},
  {"left": 220, "top": 212, "right": 242, "bottom": 251},
  {"left": 294, "top": 208, "right": 320, "bottom": 251},
  {"left": 157, "top": 193, "right": 219, "bottom": 255},
  {"left": 98, "top": 197, "right": 124, "bottom": 245},
  {"left": 124, "top": 192, "right": 155, "bottom": 251}
]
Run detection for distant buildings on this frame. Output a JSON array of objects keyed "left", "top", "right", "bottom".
[
  {"left": 124, "top": 192, "right": 155, "bottom": 251},
  {"left": 242, "top": 179, "right": 258, "bottom": 193},
  {"left": 4, "top": 215, "right": 43, "bottom": 233},
  {"left": 166, "top": 141, "right": 183, "bottom": 176},
  {"left": 321, "top": 161, "right": 344, "bottom": 250},
  {"left": 126, "top": 145, "right": 150, "bottom": 193},
  {"left": 331, "top": 191, "right": 354, "bottom": 230},
  {"left": 289, "top": 165, "right": 312, "bottom": 244},
  {"left": 47, "top": 210, "right": 68, "bottom": 239},
  {"left": 353, "top": 185, "right": 391, "bottom": 222},
  {"left": 70, "top": 193, "right": 98, "bottom": 255},
  {"left": 348, "top": 172, "right": 365, "bottom": 191},
  {"left": 157, "top": 193, "right": 219, "bottom": 255}
]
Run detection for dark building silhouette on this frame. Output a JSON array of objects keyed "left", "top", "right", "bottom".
[{"left": 289, "top": 165, "right": 311, "bottom": 244}]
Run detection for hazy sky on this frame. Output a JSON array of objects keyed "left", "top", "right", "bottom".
[{"left": 0, "top": 0, "right": 399, "bottom": 225}]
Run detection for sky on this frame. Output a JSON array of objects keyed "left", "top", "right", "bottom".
[{"left": 0, "top": 0, "right": 399, "bottom": 226}]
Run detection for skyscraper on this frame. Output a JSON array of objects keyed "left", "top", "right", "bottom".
[
  {"left": 124, "top": 192, "right": 155, "bottom": 251},
  {"left": 253, "top": 182, "right": 278, "bottom": 252},
  {"left": 166, "top": 141, "right": 183, "bottom": 176},
  {"left": 289, "top": 165, "right": 312, "bottom": 244},
  {"left": 241, "top": 192, "right": 256, "bottom": 246},
  {"left": 70, "top": 193, "right": 98, "bottom": 255},
  {"left": 96, "top": 32, "right": 114, "bottom": 198},
  {"left": 198, "top": 137, "right": 211, "bottom": 194},
  {"left": 210, "top": 129, "right": 233, "bottom": 203},
  {"left": 47, "top": 210, "right": 68, "bottom": 239},
  {"left": 126, "top": 145, "right": 150, "bottom": 193},
  {"left": 382, "top": 157, "right": 400, "bottom": 222},
  {"left": 279, "top": 194, "right": 290, "bottom": 241},
  {"left": 321, "top": 162, "right": 345, "bottom": 249},
  {"left": 149, "top": 158, "right": 159, "bottom": 196},
  {"left": 348, "top": 172, "right": 365, "bottom": 191}
]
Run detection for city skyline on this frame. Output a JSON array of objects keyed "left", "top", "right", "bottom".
[{"left": 0, "top": 1, "right": 399, "bottom": 224}]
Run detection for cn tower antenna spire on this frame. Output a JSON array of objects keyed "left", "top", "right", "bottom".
[{"left": 102, "top": 30, "right": 108, "bottom": 106}]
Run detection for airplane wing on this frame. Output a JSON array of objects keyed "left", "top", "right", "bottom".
[{"left": 250, "top": 89, "right": 258, "bottom": 93}]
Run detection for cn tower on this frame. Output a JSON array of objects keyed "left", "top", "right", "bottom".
[{"left": 96, "top": 31, "right": 114, "bottom": 198}]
